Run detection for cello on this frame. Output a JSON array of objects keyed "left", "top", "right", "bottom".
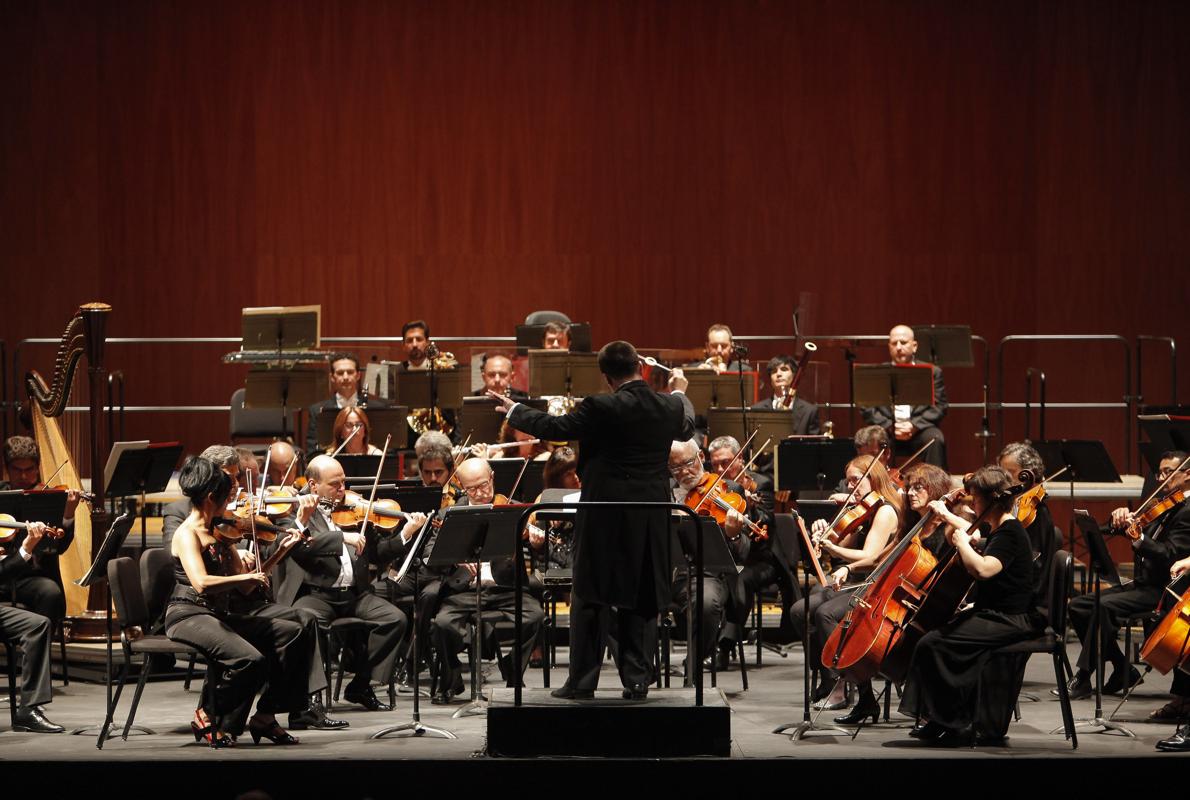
[{"left": 1140, "top": 577, "right": 1190, "bottom": 676}]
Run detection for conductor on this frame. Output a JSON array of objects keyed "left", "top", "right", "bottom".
[{"left": 491, "top": 340, "right": 695, "bottom": 700}]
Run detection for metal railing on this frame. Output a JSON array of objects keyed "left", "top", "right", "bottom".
[{"left": 1136, "top": 335, "right": 1177, "bottom": 408}]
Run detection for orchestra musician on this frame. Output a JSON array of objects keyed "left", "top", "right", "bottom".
[
  {"left": 688, "top": 324, "right": 743, "bottom": 373},
  {"left": 899, "top": 466, "right": 1044, "bottom": 745},
  {"left": 0, "top": 520, "right": 65, "bottom": 732},
  {"left": 304, "top": 353, "right": 388, "bottom": 457},
  {"left": 998, "top": 441, "right": 1057, "bottom": 592},
  {"left": 0, "top": 436, "right": 78, "bottom": 636},
  {"left": 543, "top": 321, "right": 571, "bottom": 350},
  {"left": 492, "top": 340, "right": 695, "bottom": 701},
  {"left": 526, "top": 446, "right": 580, "bottom": 571},
  {"left": 236, "top": 447, "right": 262, "bottom": 490},
  {"left": 428, "top": 458, "right": 544, "bottom": 703},
  {"left": 860, "top": 325, "right": 948, "bottom": 469},
  {"left": 1063, "top": 451, "right": 1190, "bottom": 701},
  {"left": 414, "top": 431, "right": 454, "bottom": 489},
  {"left": 282, "top": 455, "right": 410, "bottom": 712},
  {"left": 900, "top": 462, "right": 968, "bottom": 559},
  {"left": 265, "top": 441, "right": 302, "bottom": 489},
  {"left": 791, "top": 454, "right": 903, "bottom": 720},
  {"left": 749, "top": 355, "right": 821, "bottom": 435},
  {"left": 165, "top": 457, "right": 309, "bottom": 747},
  {"left": 472, "top": 353, "right": 528, "bottom": 401},
  {"left": 1155, "top": 553, "right": 1190, "bottom": 750},
  {"left": 326, "top": 406, "right": 384, "bottom": 456},
  {"left": 400, "top": 319, "right": 433, "bottom": 370},
  {"left": 668, "top": 439, "right": 753, "bottom": 670},
  {"left": 829, "top": 426, "right": 892, "bottom": 501}
]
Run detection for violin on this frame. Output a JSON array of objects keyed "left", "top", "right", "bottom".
[
  {"left": 1117, "top": 490, "right": 1188, "bottom": 541},
  {"left": 327, "top": 490, "right": 410, "bottom": 531},
  {"left": 211, "top": 515, "right": 289, "bottom": 544},
  {"left": 34, "top": 483, "right": 97, "bottom": 504},
  {"left": 683, "top": 472, "right": 769, "bottom": 541},
  {"left": 814, "top": 491, "right": 885, "bottom": 550},
  {"left": 0, "top": 515, "right": 66, "bottom": 544},
  {"left": 232, "top": 485, "right": 302, "bottom": 519},
  {"left": 1013, "top": 483, "right": 1047, "bottom": 528}
]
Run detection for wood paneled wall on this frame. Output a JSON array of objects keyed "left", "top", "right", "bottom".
[{"left": 2, "top": 0, "right": 1188, "bottom": 477}]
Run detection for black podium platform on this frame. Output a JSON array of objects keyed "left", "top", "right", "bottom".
[{"left": 486, "top": 688, "right": 731, "bottom": 757}]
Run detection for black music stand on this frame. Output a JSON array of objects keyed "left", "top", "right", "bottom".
[
  {"left": 103, "top": 441, "right": 183, "bottom": 551},
  {"left": 425, "top": 504, "right": 526, "bottom": 718},
  {"left": 488, "top": 458, "right": 535, "bottom": 498},
  {"left": 240, "top": 304, "right": 321, "bottom": 352},
  {"left": 775, "top": 437, "right": 855, "bottom": 496},
  {"left": 315, "top": 406, "right": 411, "bottom": 452},
  {"left": 1069, "top": 510, "right": 1134, "bottom": 738},
  {"left": 393, "top": 367, "right": 467, "bottom": 427},
  {"left": 337, "top": 454, "right": 399, "bottom": 480},
  {"left": 683, "top": 370, "right": 752, "bottom": 415},
  {"left": 0, "top": 490, "right": 68, "bottom": 529},
  {"left": 69, "top": 511, "right": 136, "bottom": 743},
  {"left": 852, "top": 363, "right": 935, "bottom": 413},
  {"left": 392, "top": 486, "right": 448, "bottom": 515},
  {"left": 515, "top": 323, "right": 593, "bottom": 354},
  {"left": 909, "top": 325, "right": 974, "bottom": 368},
  {"left": 515, "top": 460, "right": 546, "bottom": 502},
  {"left": 370, "top": 516, "right": 457, "bottom": 741},
  {"left": 527, "top": 350, "right": 605, "bottom": 398},
  {"left": 1138, "top": 413, "right": 1190, "bottom": 475},
  {"left": 244, "top": 369, "right": 322, "bottom": 441},
  {"left": 670, "top": 516, "right": 738, "bottom": 688},
  {"left": 459, "top": 397, "right": 548, "bottom": 444}
]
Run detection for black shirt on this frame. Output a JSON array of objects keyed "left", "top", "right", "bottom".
[{"left": 973, "top": 518, "right": 1035, "bottom": 614}]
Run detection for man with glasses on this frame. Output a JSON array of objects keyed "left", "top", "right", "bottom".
[
  {"left": 427, "top": 458, "right": 544, "bottom": 704},
  {"left": 1063, "top": 451, "right": 1190, "bottom": 703}
]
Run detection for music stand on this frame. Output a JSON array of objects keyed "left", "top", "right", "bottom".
[
  {"left": 393, "top": 367, "right": 467, "bottom": 416},
  {"left": 0, "top": 490, "right": 68, "bottom": 529},
  {"left": 515, "top": 323, "right": 593, "bottom": 354},
  {"left": 706, "top": 409, "right": 794, "bottom": 457},
  {"left": 527, "top": 350, "right": 605, "bottom": 398},
  {"left": 103, "top": 441, "right": 183, "bottom": 551},
  {"left": 459, "top": 397, "right": 548, "bottom": 445},
  {"left": 244, "top": 369, "right": 322, "bottom": 440},
  {"left": 70, "top": 511, "right": 136, "bottom": 744},
  {"left": 370, "top": 515, "right": 457, "bottom": 741},
  {"left": 488, "top": 458, "right": 532, "bottom": 498},
  {"left": 315, "top": 407, "right": 411, "bottom": 452},
  {"left": 393, "top": 486, "right": 448, "bottom": 515},
  {"left": 909, "top": 325, "right": 974, "bottom": 368},
  {"left": 852, "top": 363, "right": 935, "bottom": 411},
  {"left": 775, "top": 438, "right": 856, "bottom": 495},
  {"left": 1138, "top": 414, "right": 1190, "bottom": 474},
  {"left": 1068, "top": 510, "right": 1134, "bottom": 738},
  {"left": 670, "top": 516, "right": 738, "bottom": 688},
  {"left": 424, "top": 504, "right": 527, "bottom": 718},
  {"left": 337, "top": 454, "right": 399, "bottom": 480},
  {"left": 683, "top": 370, "right": 752, "bottom": 415},
  {"left": 240, "top": 305, "right": 321, "bottom": 352},
  {"left": 515, "top": 460, "right": 546, "bottom": 502}
]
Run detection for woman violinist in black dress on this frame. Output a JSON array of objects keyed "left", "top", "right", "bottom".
[
  {"left": 899, "top": 465, "right": 1044, "bottom": 744},
  {"left": 166, "top": 456, "right": 308, "bottom": 747}
]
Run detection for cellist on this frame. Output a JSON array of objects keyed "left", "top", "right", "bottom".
[
  {"left": 1155, "top": 552, "right": 1190, "bottom": 751},
  {"left": 791, "top": 454, "right": 902, "bottom": 720}
]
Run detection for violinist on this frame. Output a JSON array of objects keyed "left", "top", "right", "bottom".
[
  {"left": 265, "top": 441, "right": 301, "bottom": 490},
  {"left": 526, "top": 446, "right": 580, "bottom": 570},
  {"left": 304, "top": 353, "right": 388, "bottom": 457},
  {"left": 749, "top": 355, "right": 821, "bottom": 435},
  {"left": 166, "top": 456, "right": 310, "bottom": 747},
  {"left": 236, "top": 446, "right": 262, "bottom": 490},
  {"left": 791, "top": 454, "right": 902, "bottom": 720},
  {"left": 828, "top": 426, "right": 891, "bottom": 501},
  {"left": 472, "top": 354, "right": 528, "bottom": 401},
  {"left": 899, "top": 466, "right": 1044, "bottom": 745},
  {"left": 0, "top": 435, "right": 78, "bottom": 633},
  {"left": 0, "top": 519, "right": 66, "bottom": 732},
  {"left": 281, "top": 455, "right": 410, "bottom": 712},
  {"left": 428, "top": 458, "right": 544, "bottom": 704},
  {"left": 668, "top": 439, "right": 753, "bottom": 670},
  {"left": 998, "top": 441, "right": 1057, "bottom": 591},
  {"left": 326, "top": 406, "right": 384, "bottom": 456},
  {"left": 1064, "top": 451, "right": 1190, "bottom": 702},
  {"left": 860, "top": 325, "right": 948, "bottom": 468}
]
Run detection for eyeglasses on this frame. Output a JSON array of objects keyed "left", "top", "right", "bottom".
[
  {"left": 669, "top": 457, "right": 701, "bottom": 475},
  {"left": 907, "top": 483, "right": 928, "bottom": 494},
  {"left": 1157, "top": 468, "right": 1183, "bottom": 480},
  {"left": 462, "top": 477, "right": 494, "bottom": 495}
]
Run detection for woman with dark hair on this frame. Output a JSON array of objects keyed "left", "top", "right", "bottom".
[
  {"left": 166, "top": 457, "right": 308, "bottom": 748},
  {"left": 901, "top": 462, "right": 968, "bottom": 558},
  {"left": 327, "top": 406, "right": 383, "bottom": 455},
  {"left": 899, "top": 465, "right": 1043, "bottom": 745}
]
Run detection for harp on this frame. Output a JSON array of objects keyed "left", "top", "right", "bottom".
[{"left": 24, "top": 303, "right": 112, "bottom": 635}]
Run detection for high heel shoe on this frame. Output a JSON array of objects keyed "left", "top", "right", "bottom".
[
  {"left": 248, "top": 719, "right": 300, "bottom": 746},
  {"left": 834, "top": 693, "right": 880, "bottom": 725},
  {"left": 191, "top": 712, "right": 234, "bottom": 749}
]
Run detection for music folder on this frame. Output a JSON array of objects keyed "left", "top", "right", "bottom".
[{"left": 852, "top": 363, "right": 934, "bottom": 409}]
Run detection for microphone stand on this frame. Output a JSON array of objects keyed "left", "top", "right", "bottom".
[{"left": 736, "top": 345, "right": 751, "bottom": 463}]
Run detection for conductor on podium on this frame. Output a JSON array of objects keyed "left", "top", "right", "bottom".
[{"left": 491, "top": 341, "right": 696, "bottom": 700}]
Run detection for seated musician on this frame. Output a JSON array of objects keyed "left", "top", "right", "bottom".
[
  {"left": 860, "top": 325, "right": 948, "bottom": 469},
  {"left": 686, "top": 324, "right": 743, "bottom": 374},
  {"left": 0, "top": 521, "right": 66, "bottom": 732},
  {"left": 668, "top": 439, "right": 753, "bottom": 670},
  {"left": 900, "top": 462, "right": 968, "bottom": 558},
  {"left": 400, "top": 319, "right": 433, "bottom": 370},
  {"left": 526, "top": 446, "right": 581, "bottom": 571},
  {"left": 415, "top": 431, "right": 454, "bottom": 489},
  {"left": 236, "top": 446, "right": 262, "bottom": 490},
  {"left": 707, "top": 435, "right": 799, "bottom": 632},
  {"left": 0, "top": 436, "right": 79, "bottom": 636},
  {"left": 326, "top": 406, "right": 384, "bottom": 456},
  {"left": 998, "top": 441, "right": 1057, "bottom": 591},
  {"left": 428, "top": 458, "right": 544, "bottom": 703},
  {"left": 305, "top": 353, "right": 387, "bottom": 457},
  {"left": 749, "top": 355, "right": 821, "bottom": 435},
  {"left": 829, "top": 425, "right": 892, "bottom": 501},
  {"left": 900, "top": 466, "right": 1044, "bottom": 745},
  {"left": 265, "top": 441, "right": 302, "bottom": 490},
  {"left": 472, "top": 354, "right": 528, "bottom": 401},
  {"left": 791, "top": 454, "right": 903, "bottom": 721},
  {"left": 161, "top": 444, "right": 347, "bottom": 731},
  {"left": 1155, "top": 553, "right": 1190, "bottom": 750},
  {"left": 166, "top": 456, "right": 311, "bottom": 747},
  {"left": 281, "top": 455, "right": 411, "bottom": 712},
  {"left": 1064, "top": 450, "right": 1190, "bottom": 702},
  {"left": 542, "top": 321, "right": 571, "bottom": 350}
]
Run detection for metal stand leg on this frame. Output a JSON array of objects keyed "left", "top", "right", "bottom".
[
  {"left": 1067, "top": 564, "right": 1134, "bottom": 738},
  {"left": 453, "top": 562, "right": 489, "bottom": 719}
]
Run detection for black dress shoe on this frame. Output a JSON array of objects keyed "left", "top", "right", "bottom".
[
  {"left": 1103, "top": 666, "right": 1143, "bottom": 695},
  {"left": 1052, "top": 673, "right": 1092, "bottom": 700},
  {"left": 343, "top": 686, "right": 390, "bottom": 711},
  {"left": 13, "top": 706, "right": 65, "bottom": 734},
  {"left": 622, "top": 684, "right": 648, "bottom": 701},
  {"left": 1156, "top": 724, "right": 1190, "bottom": 752},
  {"left": 713, "top": 648, "right": 731, "bottom": 671},
  {"left": 551, "top": 684, "right": 595, "bottom": 700},
  {"left": 834, "top": 696, "right": 879, "bottom": 725},
  {"left": 289, "top": 699, "right": 349, "bottom": 731}
]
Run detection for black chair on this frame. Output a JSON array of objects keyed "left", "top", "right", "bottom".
[
  {"left": 98, "top": 555, "right": 199, "bottom": 749},
  {"left": 975, "top": 549, "right": 1078, "bottom": 749},
  {"left": 324, "top": 616, "right": 381, "bottom": 708},
  {"left": 1, "top": 634, "right": 17, "bottom": 727},
  {"left": 229, "top": 387, "right": 291, "bottom": 443},
  {"left": 523, "top": 311, "right": 571, "bottom": 326}
]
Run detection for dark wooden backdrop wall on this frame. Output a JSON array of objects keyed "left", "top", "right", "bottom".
[{"left": 2, "top": 0, "right": 1188, "bottom": 480}]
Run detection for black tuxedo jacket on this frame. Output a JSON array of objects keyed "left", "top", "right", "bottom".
[
  {"left": 860, "top": 363, "right": 948, "bottom": 431},
  {"left": 509, "top": 380, "right": 696, "bottom": 610},
  {"left": 278, "top": 509, "right": 399, "bottom": 605},
  {"left": 304, "top": 394, "right": 389, "bottom": 457},
  {"left": 1135, "top": 501, "right": 1190, "bottom": 587},
  {"left": 748, "top": 396, "right": 821, "bottom": 435},
  {"left": 472, "top": 387, "right": 529, "bottom": 402},
  {"left": 0, "top": 484, "right": 76, "bottom": 589}
]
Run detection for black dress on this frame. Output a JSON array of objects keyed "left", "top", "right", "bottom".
[
  {"left": 898, "top": 518, "right": 1044, "bottom": 738},
  {"left": 165, "top": 539, "right": 307, "bottom": 736}
]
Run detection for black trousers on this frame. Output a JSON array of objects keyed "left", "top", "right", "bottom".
[
  {"left": 381, "top": 572, "right": 444, "bottom": 669},
  {"left": 165, "top": 608, "right": 306, "bottom": 736},
  {"left": 895, "top": 425, "right": 946, "bottom": 469},
  {"left": 571, "top": 591, "right": 656, "bottom": 690},
  {"left": 790, "top": 585, "right": 854, "bottom": 678},
  {"left": 431, "top": 587, "right": 544, "bottom": 690},
  {"left": 294, "top": 587, "right": 408, "bottom": 689},
  {"left": 671, "top": 573, "right": 735, "bottom": 659},
  {"left": 10, "top": 576, "right": 65, "bottom": 624},
  {"left": 1068, "top": 583, "right": 1162, "bottom": 675},
  {"left": 0, "top": 605, "right": 53, "bottom": 709},
  {"left": 246, "top": 602, "right": 327, "bottom": 696}
]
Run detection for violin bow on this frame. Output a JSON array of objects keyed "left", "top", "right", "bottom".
[
  {"left": 821, "top": 447, "right": 887, "bottom": 535},
  {"left": 330, "top": 425, "right": 362, "bottom": 458},
  {"left": 1134, "top": 453, "right": 1190, "bottom": 518},
  {"left": 507, "top": 457, "right": 531, "bottom": 501},
  {"left": 896, "top": 438, "right": 935, "bottom": 471},
  {"left": 277, "top": 456, "right": 297, "bottom": 488},
  {"left": 357, "top": 434, "right": 392, "bottom": 541},
  {"left": 736, "top": 437, "right": 772, "bottom": 478}
]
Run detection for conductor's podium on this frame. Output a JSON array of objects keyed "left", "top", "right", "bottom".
[{"left": 486, "top": 687, "right": 731, "bottom": 758}]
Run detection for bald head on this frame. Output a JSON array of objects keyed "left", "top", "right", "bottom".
[
  {"left": 306, "top": 455, "right": 346, "bottom": 504},
  {"left": 455, "top": 458, "right": 495, "bottom": 504},
  {"left": 268, "top": 441, "right": 297, "bottom": 486},
  {"left": 888, "top": 325, "right": 918, "bottom": 365},
  {"left": 481, "top": 354, "right": 515, "bottom": 395}
]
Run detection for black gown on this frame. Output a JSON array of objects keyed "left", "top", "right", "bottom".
[{"left": 898, "top": 518, "right": 1043, "bottom": 738}]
